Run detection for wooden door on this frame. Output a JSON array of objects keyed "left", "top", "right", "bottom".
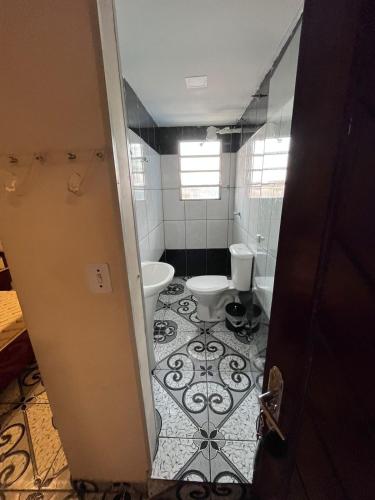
[{"left": 253, "top": 0, "right": 375, "bottom": 498}]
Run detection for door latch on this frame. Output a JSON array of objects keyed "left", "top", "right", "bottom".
[{"left": 258, "top": 365, "right": 285, "bottom": 441}]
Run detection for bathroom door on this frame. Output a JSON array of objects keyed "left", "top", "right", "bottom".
[{"left": 253, "top": 0, "right": 375, "bottom": 498}]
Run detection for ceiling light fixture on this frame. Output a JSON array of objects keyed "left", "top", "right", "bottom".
[{"left": 185, "top": 75, "right": 208, "bottom": 89}]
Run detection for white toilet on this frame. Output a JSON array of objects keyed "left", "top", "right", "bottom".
[{"left": 186, "top": 243, "right": 254, "bottom": 322}]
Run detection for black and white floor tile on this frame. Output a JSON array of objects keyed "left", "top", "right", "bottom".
[
  {"left": 0, "top": 364, "right": 144, "bottom": 499},
  {"left": 151, "top": 277, "right": 268, "bottom": 485}
]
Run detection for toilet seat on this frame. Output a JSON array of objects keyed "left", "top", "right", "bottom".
[{"left": 186, "top": 275, "right": 229, "bottom": 295}]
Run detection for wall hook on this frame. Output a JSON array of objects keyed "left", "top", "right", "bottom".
[
  {"left": 67, "top": 172, "right": 83, "bottom": 195},
  {"left": 8, "top": 155, "right": 18, "bottom": 165},
  {"left": 34, "top": 153, "right": 46, "bottom": 163},
  {"left": 4, "top": 174, "right": 18, "bottom": 193},
  {"left": 67, "top": 152, "right": 77, "bottom": 160}
]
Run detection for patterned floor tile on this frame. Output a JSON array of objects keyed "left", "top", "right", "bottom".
[
  {"left": 151, "top": 277, "right": 268, "bottom": 485},
  {"left": 153, "top": 370, "right": 209, "bottom": 432},
  {"left": 0, "top": 409, "right": 36, "bottom": 490},
  {"left": 153, "top": 309, "right": 201, "bottom": 365},
  {"left": 218, "top": 388, "right": 260, "bottom": 441},
  {"left": 204, "top": 333, "right": 253, "bottom": 373},
  {"left": 158, "top": 278, "right": 191, "bottom": 306},
  {"left": 154, "top": 333, "right": 208, "bottom": 371},
  {"left": 152, "top": 377, "right": 199, "bottom": 439},
  {"left": 24, "top": 403, "right": 62, "bottom": 484},
  {"left": 209, "top": 440, "right": 257, "bottom": 484},
  {"left": 206, "top": 325, "right": 260, "bottom": 369},
  {"left": 169, "top": 294, "right": 205, "bottom": 330},
  {"left": 4, "top": 492, "right": 78, "bottom": 499},
  {"left": 152, "top": 438, "right": 210, "bottom": 482},
  {"left": 206, "top": 371, "right": 255, "bottom": 433}
]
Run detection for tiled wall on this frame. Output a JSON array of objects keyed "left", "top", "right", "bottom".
[
  {"left": 233, "top": 24, "right": 301, "bottom": 284},
  {"left": 160, "top": 151, "right": 236, "bottom": 276},
  {"left": 127, "top": 128, "right": 164, "bottom": 262}
]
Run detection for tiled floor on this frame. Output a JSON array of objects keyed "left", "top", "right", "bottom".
[
  {"left": 151, "top": 277, "right": 268, "bottom": 484},
  {"left": 0, "top": 363, "right": 143, "bottom": 499},
  {"left": 0, "top": 277, "right": 267, "bottom": 497}
]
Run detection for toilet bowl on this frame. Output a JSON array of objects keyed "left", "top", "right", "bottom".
[{"left": 186, "top": 244, "right": 254, "bottom": 322}]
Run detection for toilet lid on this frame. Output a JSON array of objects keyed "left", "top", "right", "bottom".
[{"left": 187, "top": 275, "right": 229, "bottom": 294}]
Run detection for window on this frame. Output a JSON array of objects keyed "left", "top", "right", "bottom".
[{"left": 179, "top": 140, "right": 221, "bottom": 200}]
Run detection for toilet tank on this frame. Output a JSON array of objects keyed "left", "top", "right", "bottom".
[{"left": 229, "top": 243, "right": 253, "bottom": 291}]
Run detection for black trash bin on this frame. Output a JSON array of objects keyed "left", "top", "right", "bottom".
[{"left": 225, "top": 302, "right": 247, "bottom": 332}]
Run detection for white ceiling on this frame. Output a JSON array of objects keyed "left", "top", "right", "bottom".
[{"left": 115, "top": 0, "right": 303, "bottom": 127}]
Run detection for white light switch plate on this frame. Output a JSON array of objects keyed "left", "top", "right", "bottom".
[{"left": 86, "top": 263, "right": 112, "bottom": 293}]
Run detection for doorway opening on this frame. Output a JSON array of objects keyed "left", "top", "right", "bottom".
[{"left": 106, "top": 0, "right": 304, "bottom": 485}]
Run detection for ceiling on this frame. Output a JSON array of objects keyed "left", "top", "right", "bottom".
[{"left": 115, "top": 0, "right": 303, "bottom": 127}]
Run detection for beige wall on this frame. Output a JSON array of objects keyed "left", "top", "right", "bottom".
[{"left": 0, "top": 0, "right": 149, "bottom": 483}]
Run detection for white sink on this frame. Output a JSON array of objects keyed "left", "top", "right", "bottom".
[
  {"left": 141, "top": 261, "right": 174, "bottom": 369},
  {"left": 141, "top": 261, "right": 175, "bottom": 298}
]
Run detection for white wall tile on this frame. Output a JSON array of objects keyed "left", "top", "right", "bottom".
[
  {"left": 228, "top": 220, "right": 233, "bottom": 246},
  {"left": 207, "top": 220, "right": 228, "bottom": 248},
  {"left": 248, "top": 197, "right": 260, "bottom": 241},
  {"left": 233, "top": 221, "right": 241, "bottom": 243},
  {"left": 164, "top": 221, "right": 185, "bottom": 249},
  {"left": 229, "top": 153, "right": 237, "bottom": 187},
  {"left": 129, "top": 129, "right": 165, "bottom": 263},
  {"left": 221, "top": 153, "right": 231, "bottom": 187},
  {"left": 134, "top": 192, "right": 148, "bottom": 240},
  {"left": 241, "top": 193, "right": 250, "bottom": 232},
  {"left": 207, "top": 188, "right": 229, "bottom": 219},
  {"left": 161, "top": 155, "right": 180, "bottom": 188},
  {"left": 139, "top": 235, "right": 151, "bottom": 262},
  {"left": 228, "top": 188, "right": 235, "bottom": 220},
  {"left": 185, "top": 200, "right": 206, "bottom": 220},
  {"left": 186, "top": 220, "right": 206, "bottom": 249},
  {"left": 265, "top": 253, "right": 277, "bottom": 278},
  {"left": 146, "top": 189, "right": 163, "bottom": 232},
  {"left": 163, "top": 189, "right": 185, "bottom": 220},
  {"left": 145, "top": 151, "right": 162, "bottom": 190},
  {"left": 149, "top": 223, "right": 164, "bottom": 262}
]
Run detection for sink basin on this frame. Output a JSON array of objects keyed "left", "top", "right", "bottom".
[
  {"left": 141, "top": 261, "right": 175, "bottom": 298},
  {"left": 141, "top": 261, "right": 175, "bottom": 370}
]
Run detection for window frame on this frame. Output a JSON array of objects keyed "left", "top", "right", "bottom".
[{"left": 178, "top": 140, "right": 222, "bottom": 201}]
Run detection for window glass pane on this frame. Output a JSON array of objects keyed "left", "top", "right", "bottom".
[
  {"left": 132, "top": 173, "right": 145, "bottom": 187},
  {"left": 181, "top": 171, "right": 220, "bottom": 186},
  {"left": 264, "top": 137, "right": 290, "bottom": 153},
  {"left": 253, "top": 139, "right": 265, "bottom": 155},
  {"left": 253, "top": 156, "right": 263, "bottom": 170},
  {"left": 131, "top": 159, "right": 144, "bottom": 173},
  {"left": 130, "top": 143, "right": 142, "bottom": 158},
  {"left": 181, "top": 186, "right": 220, "bottom": 200},
  {"left": 251, "top": 170, "right": 262, "bottom": 184},
  {"left": 180, "top": 156, "right": 220, "bottom": 171},
  {"left": 262, "top": 169, "right": 287, "bottom": 184},
  {"left": 263, "top": 153, "right": 289, "bottom": 169},
  {"left": 180, "top": 141, "right": 220, "bottom": 156}
]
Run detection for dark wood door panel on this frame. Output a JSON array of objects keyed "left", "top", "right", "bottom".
[
  {"left": 334, "top": 105, "right": 375, "bottom": 281},
  {"left": 293, "top": 410, "right": 348, "bottom": 500},
  {"left": 255, "top": 0, "right": 375, "bottom": 498}
]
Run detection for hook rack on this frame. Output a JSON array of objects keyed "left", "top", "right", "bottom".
[{"left": 0, "top": 148, "right": 106, "bottom": 196}]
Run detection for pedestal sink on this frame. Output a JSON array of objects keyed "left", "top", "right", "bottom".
[{"left": 141, "top": 261, "right": 174, "bottom": 370}]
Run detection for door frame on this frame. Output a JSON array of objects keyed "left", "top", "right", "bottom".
[
  {"left": 253, "top": 0, "right": 364, "bottom": 497},
  {"left": 96, "top": 0, "right": 156, "bottom": 461}
]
